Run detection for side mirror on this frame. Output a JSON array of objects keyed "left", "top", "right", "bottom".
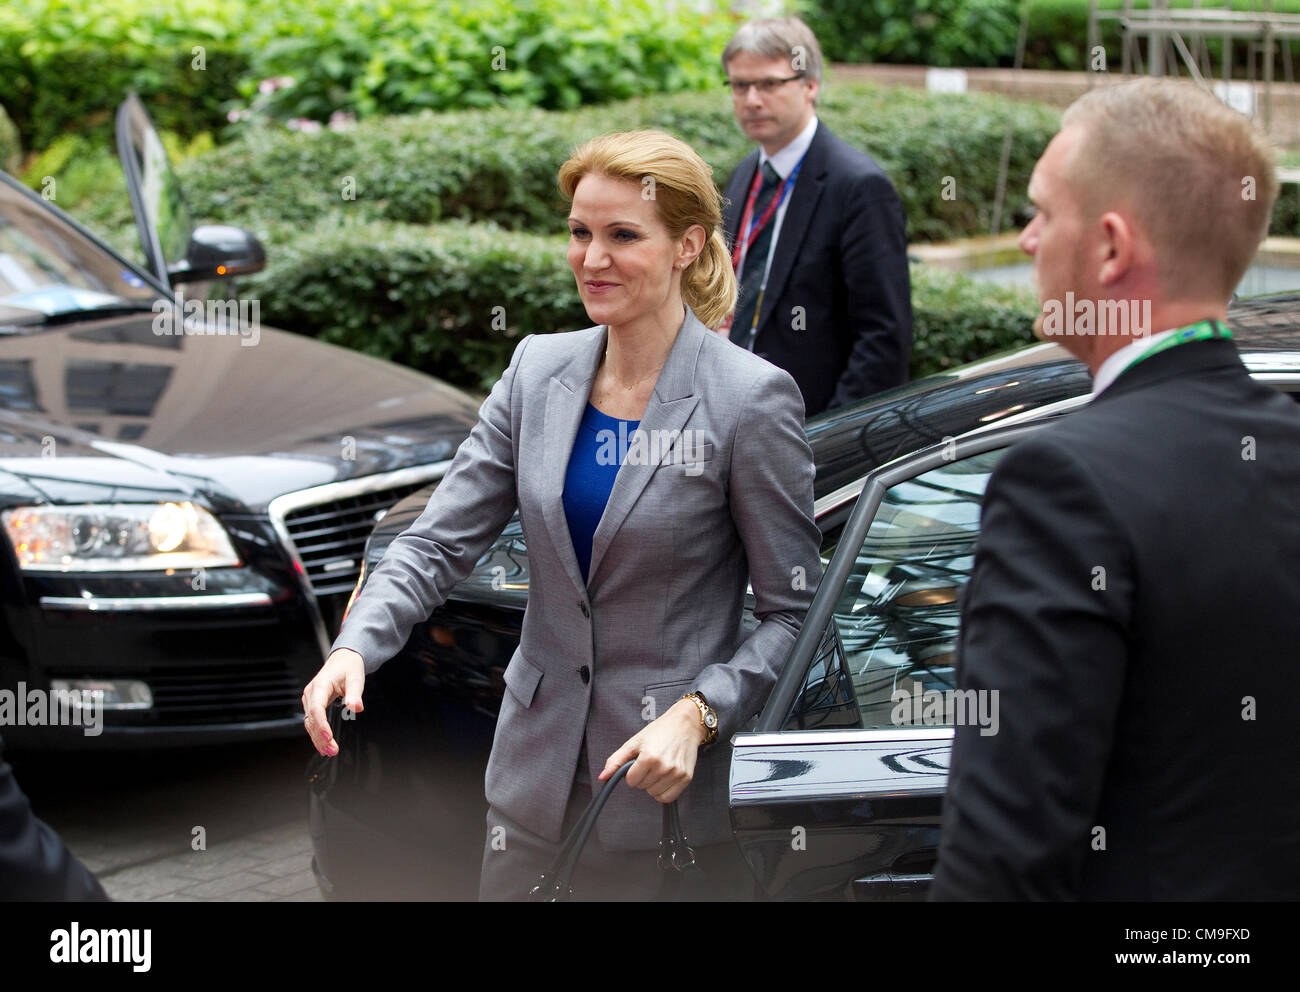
[{"left": 168, "top": 225, "right": 266, "bottom": 284}]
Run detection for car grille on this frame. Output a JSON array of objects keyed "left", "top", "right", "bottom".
[
  {"left": 281, "top": 480, "right": 431, "bottom": 597},
  {"left": 132, "top": 661, "right": 303, "bottom": 725}
]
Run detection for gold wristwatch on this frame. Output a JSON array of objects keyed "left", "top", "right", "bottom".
[{"left": 681, "top": 691, "right": 718, "bottom": 745}]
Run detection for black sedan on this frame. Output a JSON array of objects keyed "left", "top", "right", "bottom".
[
  {"left": 309, "top": 293, "right": 1300, "bottom": 899},
  {"left": 0, "top": 96, "right": 481, "bottom": 748}
]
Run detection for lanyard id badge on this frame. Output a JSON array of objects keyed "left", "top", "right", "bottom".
[{"left": 730, "top": 152, "right": 807, "bottom": 346}]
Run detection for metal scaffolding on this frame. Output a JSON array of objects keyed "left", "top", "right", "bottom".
[{"left": 1089, "top": 1, "right": 1300, "bottom": 131}]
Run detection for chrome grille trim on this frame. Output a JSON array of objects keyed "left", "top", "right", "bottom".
[
  {"left": 267, "top": 462, "right": 451, "bottom": 660},
  {"left": 40, "top": 593, "right": 273, "bottom": 611}
]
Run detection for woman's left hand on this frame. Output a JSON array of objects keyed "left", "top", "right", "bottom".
[{"left": 599, "top": 698, "right": 706, "bottom": 803}]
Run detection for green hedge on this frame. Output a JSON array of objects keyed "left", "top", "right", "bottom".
[
  {"left": 14, "top": 0, "right": 1300, "bottom": 160},
  {"left": 801, "top": 0, "right": 1022, "bottom": 68},
  {"left": 168, "top": 83, "right": 1058, "bottom": 245},
  {"left": 0, "top": 0, "right": 734, "bottom": 156},
  {"left": 235, "top": 0, "right": 735, "bottom": 120},
  {"left": 909, "top": 264, "right": 1037, "bottom": 373},
  {"left": 0, "top": 0, "right": 249, "bottom": 153},
  {"left": 28, "top": 78, "right": 1300, "bottom": 261},
  {"left": 0, "top": 103, "right": 18, "bottom": 172},
  {"left": 237, "top": 216, "right": 1037, "bottom": 392},
  {"left": 242, "top": 219, "right": 586, "bottom": 391}
]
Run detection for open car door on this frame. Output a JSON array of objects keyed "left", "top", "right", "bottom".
[
  {"left": 115, "top": 94, "right": 264, "bottom": 288},
  {"left": 729, "top": 425, "right": 1047, "bottom": 900}
]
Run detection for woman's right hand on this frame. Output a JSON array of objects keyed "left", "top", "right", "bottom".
[{"left": 302, "top": 648, "right": 366, "bottom": 757}]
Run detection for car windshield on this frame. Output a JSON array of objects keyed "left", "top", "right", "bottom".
[{"left": 0, "top": 179, "right": 160, "bottom": 326}]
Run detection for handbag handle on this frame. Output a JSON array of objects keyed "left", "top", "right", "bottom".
[
  {"left": 529, "top": 759, "right": 697, "bottom": 901},
  {"left": 658, "top": 800, "right": 696, "bottom": 872},
  {"left": 530, "top": 760, "right": 633, "bottom": 901}
]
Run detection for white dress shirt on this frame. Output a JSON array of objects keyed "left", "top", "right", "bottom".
[
  {"left": 739, "top": 114, "right": 819, "bottom": 292},
  {"left": 1091, "top": 328, "right": 1177, "bottom": 397}
]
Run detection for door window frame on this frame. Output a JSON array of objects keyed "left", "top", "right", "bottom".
[{"left": 755, "top": 422, "right": 1050, "bottom": 735}]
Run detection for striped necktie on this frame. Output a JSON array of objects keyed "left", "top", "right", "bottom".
[{"left": 730, "top": 160, "right": 782, "bottom": 346}]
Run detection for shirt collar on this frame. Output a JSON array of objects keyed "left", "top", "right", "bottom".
[
  {"left": 1091, "top": 328, "right": 1179, "bottom": 397},
  {"left": 760, "top": 115, "right": 818, "bottom": 179}
]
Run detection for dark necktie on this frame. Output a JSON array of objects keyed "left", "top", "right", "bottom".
[{"left": 730, "top": 160, "right": 782, "bottom": 346}]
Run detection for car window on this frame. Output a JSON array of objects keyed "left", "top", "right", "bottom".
[
  {"left": 0, "top": 180, "right": 160, "bottom": 320},
  {"left": 117, "top": 95, "right": 194, "bottom": 281},
  {"left": 783, "top": 448, "right": 1006, "bottom": 731}
]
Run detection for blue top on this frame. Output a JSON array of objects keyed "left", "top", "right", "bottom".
[{"left": 562, "top": 402, "right": 639, "bottom": 583}]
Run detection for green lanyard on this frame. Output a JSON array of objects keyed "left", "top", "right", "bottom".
[{"left": 1123, "top": 318, "right": 1232, "bottom": 375}]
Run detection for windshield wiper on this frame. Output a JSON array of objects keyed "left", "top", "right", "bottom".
[{"left": 19, "top": 301, "right": 161, "bottom": 328}]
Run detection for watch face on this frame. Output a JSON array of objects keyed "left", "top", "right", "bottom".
[{"left": 705, "top": 712, "right": 718, "bottom": 729}]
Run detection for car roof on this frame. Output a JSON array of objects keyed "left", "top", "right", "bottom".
[{"left": 807, "top": 293, "right": 1300, "bottom": 497}]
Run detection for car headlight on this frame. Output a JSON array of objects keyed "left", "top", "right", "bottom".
[{"left": 1, "top": 502, "right": 240, "bottom": 571}]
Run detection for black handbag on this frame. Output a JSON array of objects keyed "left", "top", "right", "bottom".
[{"left": 528, "top": 759, "right": 706, "bottom": 901}]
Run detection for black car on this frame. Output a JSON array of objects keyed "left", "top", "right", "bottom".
[
  {"left": 0, "top": 95, "right": 482, "bottom": 748},
  {"left": 309, "top": 294, "right": 1300, "bottom": 900}
]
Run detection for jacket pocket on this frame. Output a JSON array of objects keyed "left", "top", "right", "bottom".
[
  {"left": 656, "top": 439, "right": 713, "bottom": 477},
  {"left": 642, "top": 676, "right": 695, "bottom": 721},
  {"left": 504, "top": 649, "right": 543, "bottom": 708}
]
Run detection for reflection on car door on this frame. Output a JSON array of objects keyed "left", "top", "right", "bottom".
[
  {"left": 729, "top": 427, "right": 1046, "bottom": 900},
  {"left": 115, "top": 94, "right": 196, "bottom": 287}
]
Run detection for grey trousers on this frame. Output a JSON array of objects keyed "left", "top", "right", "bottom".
[{"left": 478, "top": 777, "right": 757, "bottom": 901}]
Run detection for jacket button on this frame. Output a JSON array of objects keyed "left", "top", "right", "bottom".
[
  {"left": 579, "top": 665, "right": 590, "bottom": 684},
  {"left": 579, "top": 601, "right": 590, "bottom": 618}
]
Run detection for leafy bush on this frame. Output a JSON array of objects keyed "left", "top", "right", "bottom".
[
  {"left": 237, "top": 215, "right": 1036, "bottom": 391},
  {"left": 0, "top": 103, "right": 19, "bottom": 172},
  {"left": 0, "top": 0, "right": 734, "bottom": 154},
  {"left": 241, "top": 218, "right": 588, "bottom": 391},
  {"left": 800, "top": 0, "right": 1023, "bottom": 67},
  {"left": 237, "top": 0, "right": 736, "bottom": 120},
  {"left": 32, "top": 77, "right": 1300, "bottom": 254},
  {"left": 168, "top": 82, "right": 1059, "bottom": 245},
  {"left": 1, "top": 0, "right": 249, "bottom": 151},
  {"left": 909, "top": 264, "right": 1037, "bottom": 373},
  {"left": 1272, "top": 180, "right": 1300, "bottom": 239},
  {"left": 16, "top": 129, "right": 212, "bottom": 265}
]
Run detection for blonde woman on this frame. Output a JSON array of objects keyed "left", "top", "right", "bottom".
[{"left": 303, "top": 130, "right": 821, "bottom": 900}]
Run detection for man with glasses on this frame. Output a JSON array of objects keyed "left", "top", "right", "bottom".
[{"left": 720, "top": 16, "right": 912, "bottom": 416}]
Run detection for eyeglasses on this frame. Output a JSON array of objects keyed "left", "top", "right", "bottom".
[{"left": 725, "top": 74, "right": 805, "bottom": 96}]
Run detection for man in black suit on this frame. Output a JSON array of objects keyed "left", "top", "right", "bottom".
[
  {"left": 720, "top": 17, "right": 912, "bottom": 417},
  {"left": 0, "top": 731, "right": 108, "bottom": 899},
  {"left": 931, "top": 78, "right": 1300, "bottom": 900}
]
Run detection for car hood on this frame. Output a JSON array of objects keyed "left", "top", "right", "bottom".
[{"left": 0, "top": 314, "right": 481, "bottom": 512}]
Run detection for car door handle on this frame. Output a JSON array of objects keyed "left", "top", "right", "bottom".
[{"left": 852, "top": 872, "right": 933, "bottom": 901}]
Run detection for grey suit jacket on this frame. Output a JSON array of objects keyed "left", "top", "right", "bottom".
[{"left": 330, "top": 306, "right": 822, "bottom": 850}]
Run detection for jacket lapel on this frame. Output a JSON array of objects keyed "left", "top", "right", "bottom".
[
  {"left": 539, "top": 327, "right": 606, "bottom": 599},
  {"left": 585, "top": 308, "right": 705, "bottom": 586},
  {"left": 1091, "top": 337, "right": 1244, "bottom": 404},
  {"left": 723, "top": 151, "right": 758, "bottom": 249},
  {"left": 754, "top": 123, "right": 828, "bottom": 338}
]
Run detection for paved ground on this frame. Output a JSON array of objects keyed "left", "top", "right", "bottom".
[
  {"left": 11, "top": 737, "right": 324, "bottom": 902},
  {"left": 93, "top": 819, "right": 322, "bottom": 902}
]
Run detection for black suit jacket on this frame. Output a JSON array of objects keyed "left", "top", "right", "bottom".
[
  {"left": 722, "top": 121, "right": 912, "bottom": 417},
  {"left": 931, "top": 338, "right": 1300, "bottom": 900},
  {"left": 0, "top": 732, "right": 108, "bottom": 900}
]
